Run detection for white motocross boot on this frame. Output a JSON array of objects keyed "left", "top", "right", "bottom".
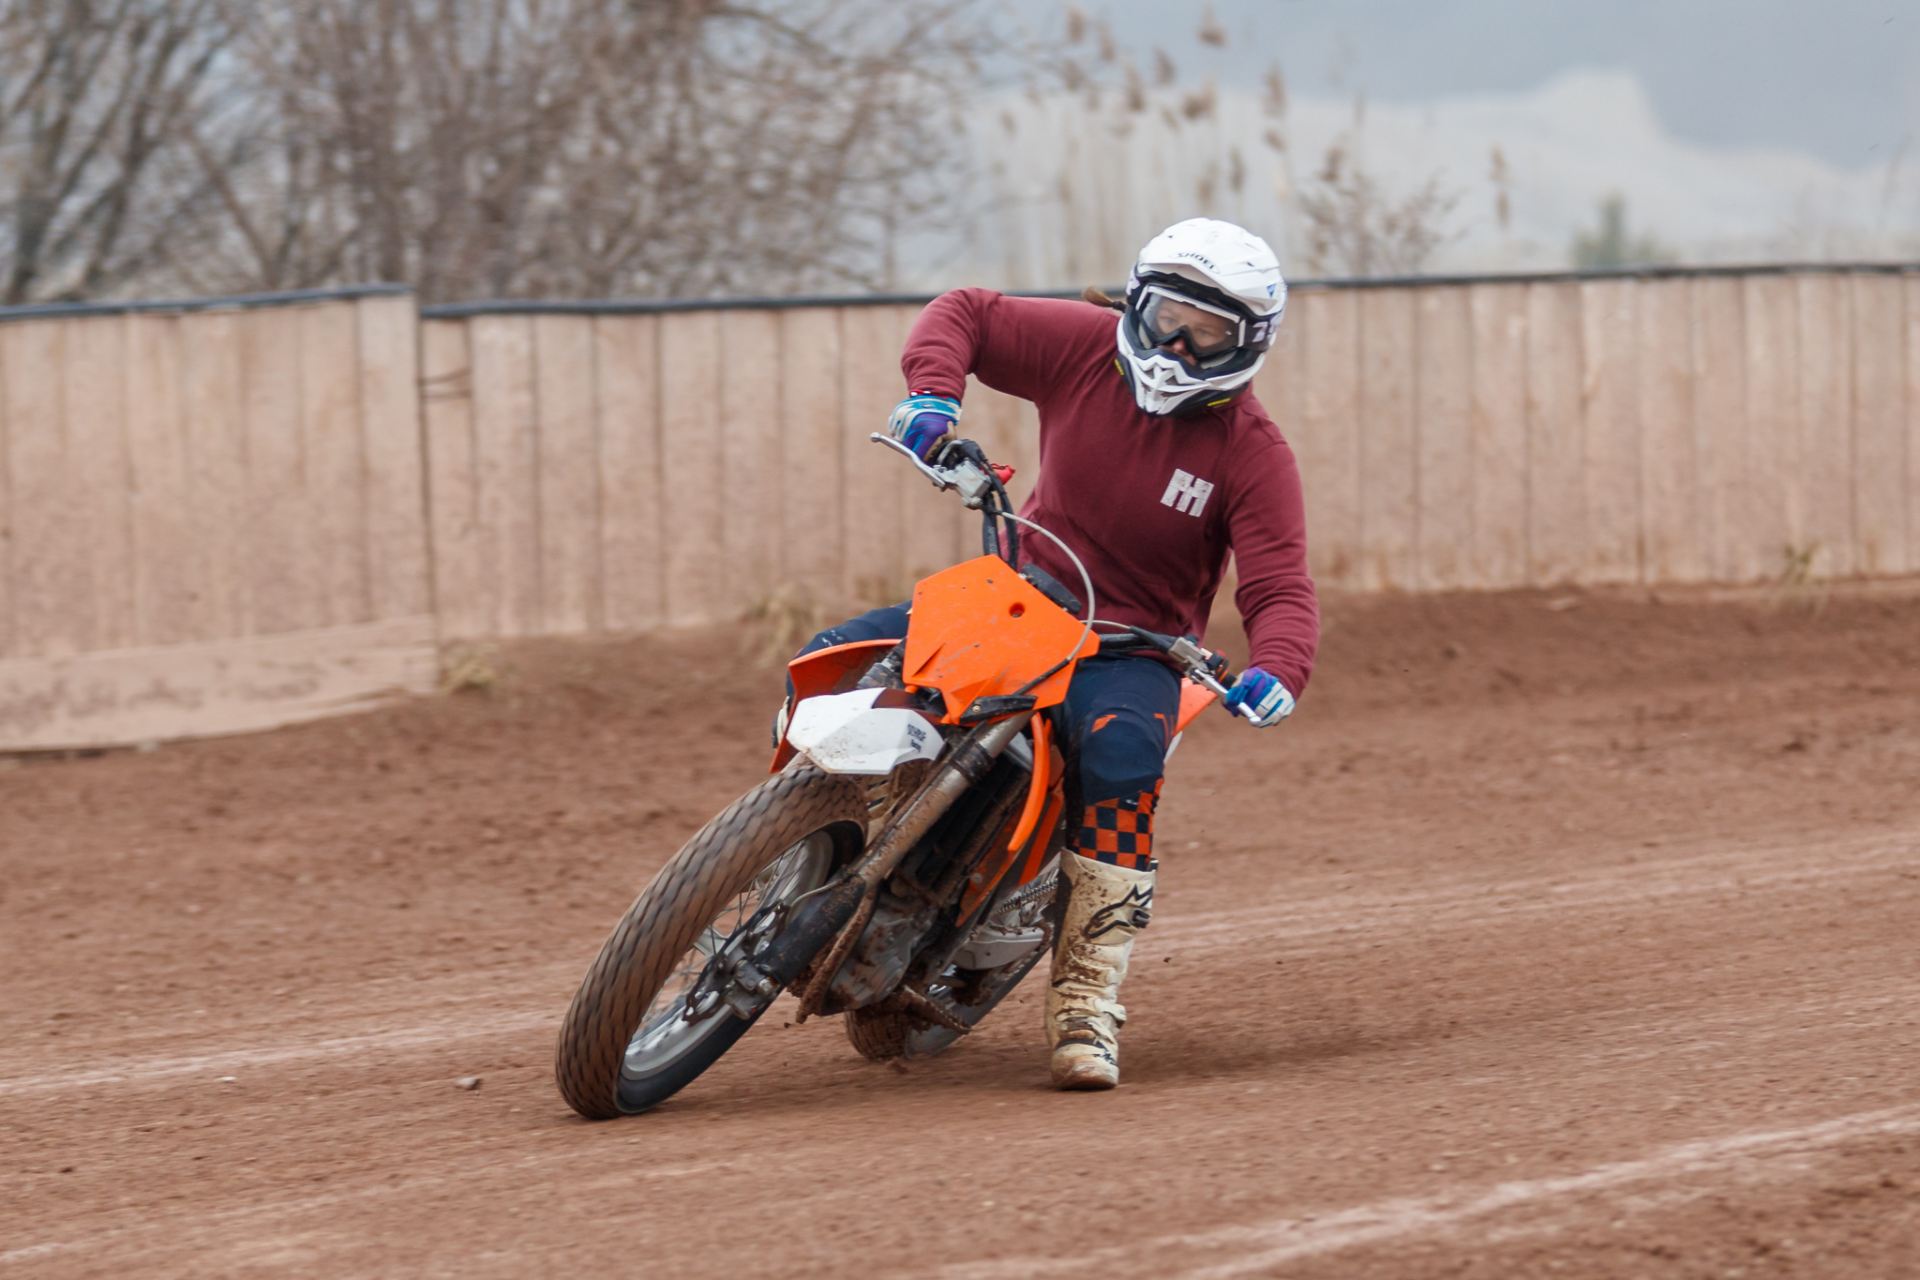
[{"left": 1047, "top": 853, "right": 1155, "bottom": 1090}]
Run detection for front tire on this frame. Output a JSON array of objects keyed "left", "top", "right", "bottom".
[{"left": 555, "top": 766, "right": 867, "bottom": 1119}]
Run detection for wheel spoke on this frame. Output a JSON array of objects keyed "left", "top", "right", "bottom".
[{"left": 620, "top": 831, "right": 835, "bottom": 1080}]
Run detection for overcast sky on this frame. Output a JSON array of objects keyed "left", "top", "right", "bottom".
[{"left": 1081, "top": 0, "right": 1919, "bottom": 168}]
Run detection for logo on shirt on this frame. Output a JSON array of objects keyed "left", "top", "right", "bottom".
[{"left": 1161, "top": 468, "right": 1214, "bottom": 518}]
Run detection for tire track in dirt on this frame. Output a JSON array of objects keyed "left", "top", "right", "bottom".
[
  {"left": 1146, "top": 829, "right": 1916, "bottom": 950},
  {"left": 936, "top": 1105, "right": 1920, "bottom": 1279},
  {"left": 0, "top": 1156, "right": 736, "bottom": 1269},
  {"left": 2, "top": 827, "right": 1904, "bottom": 1098}
]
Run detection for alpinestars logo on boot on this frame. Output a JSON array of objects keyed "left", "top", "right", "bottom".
[
  {"left": 1085, "top": 884, "right": 1154, "bottom": 939},
  {"left": 1161, "top": 468, "right": 1214, "bottom": 517}
]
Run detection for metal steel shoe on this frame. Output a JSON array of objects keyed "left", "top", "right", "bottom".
[{"left": 1046, "top": 853, "right": 1154, "bottom": 1090}]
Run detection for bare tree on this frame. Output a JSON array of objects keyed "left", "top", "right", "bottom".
[
  {"left": 1018, "top": 10, "right": 1479, "bottom": 288},
  {"left": 0, "top": 0, "right": 1015, "bottom": 304},
  {"left": 186, "top": 0, "right": 1008, "bottom": 302},
  {"left": 1296, "top": 138, "right": 1462, "bottom": 278},
  {"left": 0, "top": 0, "right": 238, "bottom": 303}
]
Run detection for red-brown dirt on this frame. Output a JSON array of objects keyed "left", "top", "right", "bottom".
[{"left": 4, "top": 582, "right": 1918, "bottom": 1277}]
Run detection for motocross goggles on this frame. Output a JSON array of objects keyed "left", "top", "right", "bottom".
[{"left": 1131, "top": 282, "right": 1266, "bottom": 371}]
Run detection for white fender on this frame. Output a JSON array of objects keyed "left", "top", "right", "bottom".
[{"left": 786, "top": 688, "right": 943, "bottom": 776}]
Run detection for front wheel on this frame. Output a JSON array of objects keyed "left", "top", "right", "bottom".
[{"left": 555, "top": 766, "right": 868, "bottom": 1119}]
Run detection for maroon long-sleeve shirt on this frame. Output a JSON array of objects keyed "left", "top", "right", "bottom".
[{"left": 902, "top": 288, "right": 1320, "bottom": 698}]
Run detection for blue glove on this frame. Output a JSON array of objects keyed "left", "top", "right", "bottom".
[
  {"left": 1223, "top": 666, "right": 1295, "bottom": 727},
  {"left": 887, "top": 392, "right": 960, "bottom": 461}
]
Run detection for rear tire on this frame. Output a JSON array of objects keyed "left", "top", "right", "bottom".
[{"left": 555, "top": 766, "right": 867, "bottom": 1119}]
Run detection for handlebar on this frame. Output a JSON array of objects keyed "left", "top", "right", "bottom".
[
  {"left": 873, "top": 435, "right": 1257, "bottom": 723},
  {"left": 1098, "top": 627, "right": 1262, "bottom": 723}
]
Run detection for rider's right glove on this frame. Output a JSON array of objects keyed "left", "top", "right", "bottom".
[
  {"left": 1223, "top": 665, "right": 1295, "bottom": 727},
  {"left": 886, "top": 392, "right": 961, "bottom": 462}
]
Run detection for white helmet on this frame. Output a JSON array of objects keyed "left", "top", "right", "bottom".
[{"left": 1116, "top": 217, "right": 1287, "bottom": 417}]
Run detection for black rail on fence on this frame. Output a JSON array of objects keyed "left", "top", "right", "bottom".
[
  {"left": 417, "top": 260, "right": 1920, "bottom": 319},
  {"left": 0, "top": 263, "right": 1914, "bottom": 324},
  {"left": 0, "top": 283, "right": 413, "bottom": 323}
]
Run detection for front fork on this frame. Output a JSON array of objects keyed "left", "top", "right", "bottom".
[{"left": 739, "top": 711, "right": 1034, "bottom": 1020}]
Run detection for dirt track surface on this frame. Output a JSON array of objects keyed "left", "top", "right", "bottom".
[{"left": 5, "top": 584, "right": 1919, "bottom": 1277}]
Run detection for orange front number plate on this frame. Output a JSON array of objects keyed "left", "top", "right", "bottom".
[{"left": 903, "top": 556, "right": 1090, "bottom": 722}]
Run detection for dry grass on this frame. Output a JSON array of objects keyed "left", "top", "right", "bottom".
[
  {"left": 1768, "top": 542, "right": 1831, "bottom": 616},
  {"left": 741, "top": 584, "right": 825, "bottom": 666},
  {"left": 439, "top": 643, "right": 505, "bottom": 695}
]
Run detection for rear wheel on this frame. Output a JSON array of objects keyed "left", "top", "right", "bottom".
[{"left": 555, "top": 767, "right": 867, "bottom": 1119}]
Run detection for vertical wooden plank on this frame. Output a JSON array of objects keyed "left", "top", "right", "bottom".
[
  {"left": 357, "top": 295, "right": 430, "bottom": 619},
  {"left": 0, "top": 324, "right": 11, "bottom": 658},
  {"left": 717, "top": 309, "right": 783, "bottom": 613},
  {"left": 65, "top": 315, "right": 134, "bottom": 648},
  {"left": 1254, "top": 292, "right": 1313, "bottom": 594},
  {"left": 1795, "top": 274, "right": 1853, "bottom": 578},
  {"left": 1849, "top": 274, "right": 1907, "bottom": 574},
  {"left": 658, "top": 310, "right": 725, "bottom": 626},
  {"left": 532, "top": 314, "right": 602, "bottom": 632},
  {"left": 421, "top": 319, "right": 487, "bottom": 638},
  {"left": 0, "top": 320, "right": 75, "bottom": 656},
  {"left": 1252, "top": 288, "right": 1307, "bottom": 441},
  {"left": 1466, "top": 283, "right": 1529, "bottom": 588},
  {"left": 1357, "top": 288, "right": 1417, "bottom": 589},
  {"left": 1908, "top": 274, "right": 1920, "bottom": 570},
  {"left": 838, "top": 303, "right": 909, "bottom": 603},
  {"left": 1526, "top": 282, "right": 1586, "bottom": 585},
  {"left": 179, "top": 310, "right": 252, "bottom": 639},
  {"left": 1689, "top": 278, "right": 1747, "bottom": 581},
  {"left": 1300, "top": 286, "right": 1361, "bottom": 587},
  {"left": 778, "top": 307, "right": 844, "bottom": 603},
  {"left": 301, "top": 301, "right": 368, "bottom": 626},
  {"left": 1737, "top": 276, "right": 1799, "bottom": 583},
  {"left": 1636, "top": 281, "right": 1705, "bottom": 583},
  {"left": 468, "top": 315, "right": 542, "bottom": 636},
  {"left": 1578, "top": 279, "right": 1643, "bottom": 583},
  {"left": 894, "top": 306, "right": 961, "bottom": 584},
  {"left": 125, "top": 314, "right": 198, "bottom": 645},
  {"left": 240, "top": 306, "right": 318, "bottom": 634},
  {"left": 595, "top": 314, "right": 665, "bottom": 632},
  {"left": 1415, "top": 286, "right": 1473, "bottom": 589}
]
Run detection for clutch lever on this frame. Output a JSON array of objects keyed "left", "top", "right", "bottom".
[{"left": 1164, "top": 633, "right": 1262, "bottom": 723}]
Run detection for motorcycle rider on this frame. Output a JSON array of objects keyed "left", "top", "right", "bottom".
[{"left": 796, "top": 217, "right": 1319, "bottom": 1090}]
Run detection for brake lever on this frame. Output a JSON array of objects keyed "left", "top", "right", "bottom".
[
  {"left": 870, "top": 432, "right": 951, "bottom": 487},
  {"left": 869, "top": 433, "right": 995, "bottom": 509}
]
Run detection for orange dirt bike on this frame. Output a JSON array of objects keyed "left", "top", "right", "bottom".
[{"left": 555, "top": 434, "right": 1260, "bottom": 1119}]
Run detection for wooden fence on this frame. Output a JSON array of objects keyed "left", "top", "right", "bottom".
[
  {"left": 0, "top": 289, "right": 436, "bottom": 750},
  {"left": 418, "top": 305, "right": 1044, "bottom": 639},
  {"left": 1262, "top": 271, "right": 1919, "bottom": 590},
  {"left": 1, "top": 265, "right": 1914, "bottom": 749},
  {"left": 419, "top": 265, "right": 1919, "bottom": 638}
]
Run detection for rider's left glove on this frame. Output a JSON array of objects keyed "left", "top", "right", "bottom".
[
  {"left": 887, "top": 392, "right": 961, "bottom": 462},
  {"left": 1223, "top": 665, "right": 1295, "bottom": 727}
]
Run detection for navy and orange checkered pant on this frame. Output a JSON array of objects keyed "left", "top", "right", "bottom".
[
  {"left": 799, "top": 609, "right": 1186, "bottom": 870},
  {"left": 1079, "top": 781, "right": 1164, "bottom": 872},
  {"left": 1057, "top": 653, "right": 1183, "bottom": 871}
]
